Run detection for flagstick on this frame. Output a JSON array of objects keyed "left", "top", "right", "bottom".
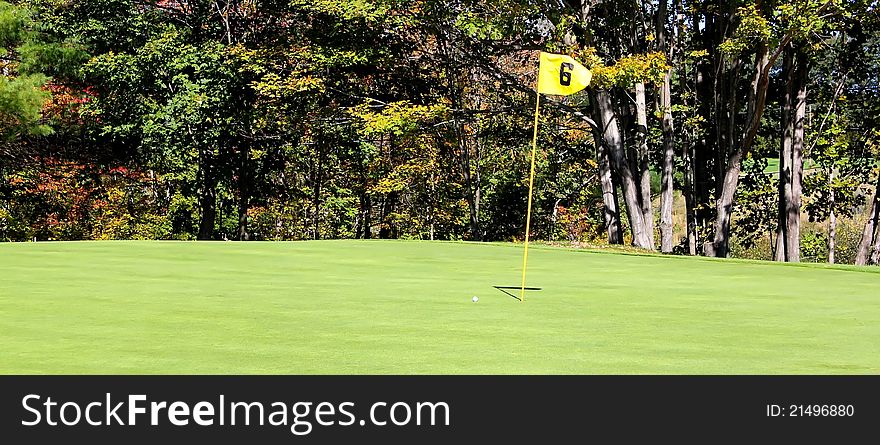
[{"left": 520, "top": 91, "right": 541, "bottom": 303}]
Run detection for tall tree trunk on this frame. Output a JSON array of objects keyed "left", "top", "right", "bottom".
[
  {"left": 659, "top": 71, "right": 675, "bottom": 253},
  {"left": 361, "top": 193, "right": 372, "bottom": 239},
  {"left": 681, "top": 47, "right": 699, "bottom": 255},
  {"left": 463, "top": 156, "right": 481, "bottom": 241},
  {"left": 776, "top": 49, "right": 794, "bottom": 261},
  {"left": 473, "top": 148, "right": 481, "bottom": 239},
  {"left": 871, "top": 222, "right": 880, "bottom": 265},
  {"left": 379, "top": 192, "right": 397, "bottom": 239},
  {"left": 855, "top": 175, "right": 880, "bottom": 265},
  {"left": 828, "top": 169, "right": 836, "bottom": 264},
  {"left": 776, "top": 48, "right": 809, "bottom": 262},
  {"left": 785, "top": 50, "right": 808, "bottom": 263},
  {"left": 706, "top": 151, "right": 742, "bottom": 257},
  {"left": 635, "top": 82, "right": 655, "bottom": 248},
  {"left": 197, "top": 181, "right": 216, "bottom": 240},
  {"left": 683, "top": 143, "right": 698, "bottom": 255},
  {"left": 463, "top": 171, "right": 480, "bottom": 239},
  {"left": 708, "top": 42, "right": 772, "bottom": 257},
  {"left": 237, "top": 145, "right": 250, "bottom": 241},
  {"left": 576, "top": 1, "right": 620, "bottom": 245},
  {"left": 312, "top": 144, "right": 324, "bottom": 240},
  {"left": 596, "top": 132, "right": 623, "bottom": 244},
  {"left": 693, "top": 62, "right": 713, "bottom": 235},
  {"left": 595, "top": 89, "right": 652, "bottom": 249},
  {"left": 197, "top": 147, "right": 216, "bottom": 241},
  {"left": 657, "top": 0, "right": 677, "bottom": 253}
]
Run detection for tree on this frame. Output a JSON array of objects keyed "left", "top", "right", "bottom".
[
  {"left": 705, "top": 0, "right": 842, "bottom": 258},
  {"left": 0, "top": 1, "right": 54, "bottom": 146},
  {"left": 774, "top": 46, "right": 810, "bottom": 262},
  {"left": 656, "top": 0, "right": 678, "bottom": 253}
]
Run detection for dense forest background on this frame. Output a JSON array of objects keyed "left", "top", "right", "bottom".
[{"left": 1, "top": 0, "right": 880, "bottom": 265}]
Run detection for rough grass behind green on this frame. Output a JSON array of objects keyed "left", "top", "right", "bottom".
[{"left": 1, "top": 240, "right": 878, "bottom": 374}]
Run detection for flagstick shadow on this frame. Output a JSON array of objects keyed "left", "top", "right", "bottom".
[{"left": 493, "top": 286, "right": 542, "bottom": 302}]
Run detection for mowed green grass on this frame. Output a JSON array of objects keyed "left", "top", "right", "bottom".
[{"left": 1, "top": 240, "right": 878, "bottom": 374}]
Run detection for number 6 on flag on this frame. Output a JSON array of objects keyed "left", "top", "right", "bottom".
[{"left": 538, "top": 52, "right": 591, "bottom": 96}]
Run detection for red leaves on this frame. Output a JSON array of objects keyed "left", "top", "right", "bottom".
[{"left": 41, "top": 83, "right": 95, "bottom": 125}]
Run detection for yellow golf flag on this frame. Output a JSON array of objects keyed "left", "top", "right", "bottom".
[
  {"left": 537, "top": 52, "right": 592, "bottom": 96},
  {"left": 519, "top": 51, "right": 592, "bottom": 302}
]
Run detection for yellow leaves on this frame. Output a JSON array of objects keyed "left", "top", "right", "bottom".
[
  {"left": 574, "top": 47, "right": 668, "bottom": 88},
  {"left": 250, "top": 148, "right": 267, "bottom": 161},
  {"left": 251, "top": 72, "right": 323, "bottom": 98},
  {"left": 720, "top": 1, "right": 841, "bottom": 57},
  {"left": 866, "top": 129, "right": 880, "bottom": 159},
  {"left": 372, "top": 162, "right": 433, "bottom": 194},
  {"left": 588, "top": 52, "right": 669, "bottom": 89},
  {"left": 561, "top": 127, "right": 593, "bottom": 146},
  {"left": 351, "top": 100, "right": 447, "bottom": 197},
  {"left": 351, "top": 101, "right": 448, "bottom": 137},
  {"left": 720, "top": 4, "right": 771, "bottom": 56},
  {"left": 775, "top": 0, "right": 842, "bottom": 42},
  {"left": 372, "top": 176, "right": 405, "bottom": 194},
  {"left": 226, "top": 44, "right": 321, "bottom": 98},
  {"left": 293, "top": 0, "right": 391, "bottom": 23}
]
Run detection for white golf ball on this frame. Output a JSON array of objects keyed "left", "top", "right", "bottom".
[{"left": 472, "top": 296, "right": 479, "bottom": 303}]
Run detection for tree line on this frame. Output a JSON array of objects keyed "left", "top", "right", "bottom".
[{"left": 1, "top": 0, "right": 879, "bottom": 265}]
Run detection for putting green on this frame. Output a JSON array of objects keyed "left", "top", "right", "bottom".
[{"left": 1, "top": 240, "right": 878, "bottom": 374}]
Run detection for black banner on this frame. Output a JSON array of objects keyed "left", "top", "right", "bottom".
[{"left": 1, "top": 376, "right": 876, "bottom": 442}]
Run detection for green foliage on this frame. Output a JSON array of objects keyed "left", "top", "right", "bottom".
[
  {"left": 729, "top": 231, "right": 775, "bottom": 261},
  {"left": 456, "top": 10, "right": 506, "bottom": 40},
  {"left": 734, "top": 156, "right": 777, "bottom": 249},
  {"left": 0, "top": 1, "right": 59, "bottom": 140},
  {"left": 800, "top": 229, "right": 828, "bottom": 262},
  {"left": 1, "top": 0, "right": 878, "bottom": 270},
  {"left": 0, "top": 73, "right": 51, "bottom": 139},
  {"left": 720, "top": 4, "right": 771, "bottom": 56},
  {"left": 721, "top": 1, "right": 846, "bottom": 56},
  {"left": 0, "top": 1, "right": 30, "bottom": 49},
  {"left": 292, "top": 0, "right": 392, "bottom": 23},
  {"left": 830, "top": 217, "right": 871, "bottom": 265},
  {"left": 805, "top": 116, "right": 874, "bottom": 223}
]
